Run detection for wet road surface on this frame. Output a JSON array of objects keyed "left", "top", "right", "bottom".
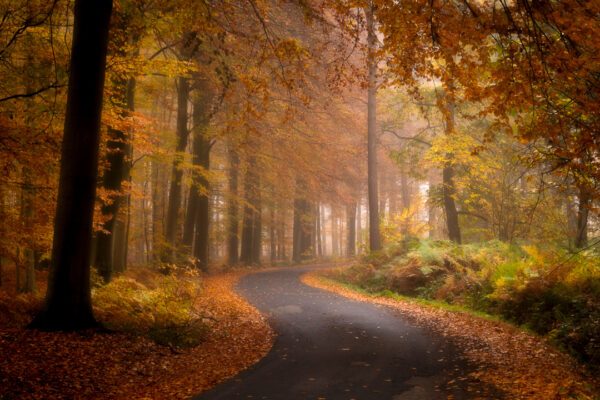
[{"left": 193, "top": 266, "right": 493, "bottom": 400}]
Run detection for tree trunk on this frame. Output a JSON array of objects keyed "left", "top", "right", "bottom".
[
  {"left": 316, "top": 203, "right": 322, "bottom": 257},
  {"left": 346, "top": 202, "right": 356, "bottom": 257},
  {"left": 400, "top": 172, "right": 410, "bottom": 235},
  {"left": 190, "top": 91, "right": 212, "bottom": 270},
  {"left": 240, "top": 156, "right": 260, "bottom": 265},
  {"left": 443, "top": 164, "right": 461, "bottom": 243},
  {"left": 270, "top": 207, "right": 276, "bottom": 264},
  {"left": 163, "top": 77, "right": 190, "bottom": 261},
  {"left": 366, "top": 4, "right": 381, "bottom": 251},
  {"left": 575, "top": 188, "right": 591, "bottom": 249},
  {"left": 29, "top": 0, "right": 112, "bottom": 331},
  {"left": 226, "top": 146, "right": 239, "bottom": 265},
  {"left": 356, "top": 199, "right": 362, "bottom": 254}
]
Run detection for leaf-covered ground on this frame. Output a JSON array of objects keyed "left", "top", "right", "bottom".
[
  {"left": 0, "top": 271, "right": 274, "bottom": 399},
  {"left": 302, "top": 268, "right": 600, "bottom": 400}
]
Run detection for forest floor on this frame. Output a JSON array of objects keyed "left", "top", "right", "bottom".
[
  {"left": 302, "top": 267, "right": 600, "bottom": 400},
  {"left": 0, "top": 266, "right": 275, "bottom": 399}
]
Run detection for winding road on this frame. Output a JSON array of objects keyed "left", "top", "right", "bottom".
[{"left": 193, "top": 266, "right": 497, "bottom": 400}]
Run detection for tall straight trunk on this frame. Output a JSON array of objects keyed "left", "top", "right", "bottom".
[
  {"left": 163, "top": 77, "right": 190, "bottom": 261},
  {"left": 226, "top": 147, "right": 239, "bottom": 265},
  {"left": 346, "top": 202, "right": 356, "bottom": 257},
  {"left": 356, "top": 199, "right": 362, "bottom": 254},
  {"left": 292, "top": 193, "right": 313, "bottom": 263},
  {"left": 190, "top": 92, "right": 212, "bottom": 270},
  {"left": 251, "top": 192, "right": 262, "bottom": 264},
  {"left": 316, "top": 203, "right": 322, "bottom": 257},
  {"left": 320, "top": 204, "right": 327, "bottom": 256},
  {"left": 270, "top": 207, "right": 276, "bottom": 264},
  {"left": 292, "top": 198, "right": 302, "bottom": 263},
  {"left": 400, "top": 172, "right": 410, "bottom": 235},
  {"left": 29, "top": 0, "right": 112, "bottom": 330},
  {"left": 366, "top": 4, "right": 381, "bottom": 251},
  {"left": 442, "top": 99, "right": 461, "bottom": 244},
  {"left": 240, "top": 156, "right": 259, "bottom": 265},
  {"left": 575, "top": 188, "right": 591, "bottom": 249},
  {"left": 21, "top": 171, "right": 36, "bottom": 293},
  {"left": 331, "top": 206, "right": 338, "bottom": 256}
]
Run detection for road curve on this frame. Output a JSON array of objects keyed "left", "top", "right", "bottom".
[{"left": 193, "top": 266, "right": 495, "bottom": 400}]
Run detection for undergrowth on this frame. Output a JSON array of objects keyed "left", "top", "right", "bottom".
[
  {"left": 92, "top": 266, "right": 208, "bottom": 349},
  {"left": 324, "top": 238, "right": 600, "bottom": 369}
]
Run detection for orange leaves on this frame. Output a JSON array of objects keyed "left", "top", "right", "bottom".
[
  {"left": 303, "top": 269, "right": 600, "bottom": 400},
  {"left": 0, "top": 269, "right": 274, "bottom": 399}
]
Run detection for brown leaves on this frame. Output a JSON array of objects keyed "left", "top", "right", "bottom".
[
  {"left": 303, "top": 269, "right": 600, "bottom": 400},
  {"left": 0, "top": 270, "right": 274, "bottom": 399}
]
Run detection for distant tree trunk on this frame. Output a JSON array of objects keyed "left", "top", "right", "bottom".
[
  {"left": 356, "top": 199, "right": 362, "bottom": 254},
  {"left": 240, "top": 156, "right": 260, "bottom": 265},
  {"left": 251, "top": 191, "right": 262, "bottom": 264},
  {"left": 29, "top": 0, "right": 112, "bottom": 331},
  {"left": 400, "top": 173, "right": 410, "bottom": 235},
  {"left": 575, "top": 188, "right": 591, "bottom": 249},
  {"left": 316, "top": 204, "right": 322, "bottom": 257},
  {"left": 366, "top": 4, "right": 381, "bottom": 251},
  {"left": 443, "top": 164, "right": 461, "bottom": 243},
  {"left": 270, "top": 207, "right": 276, "bottom": 264},
  {"left": 163, "top": 77, "right": 190, "bottom": 261},
  {"left": 292, "top": 192, "right": 313, "bottom": 263},
  {"left": 226, "top": 146, "right": 239, "bottom": 265},
  {"left": 347, "top": 202, "right": 356, "bottom": 257},
  {"left": 293, "top": 198, "right": 302, "bottom": 263},
  {"left": 21, "top": 171, "right": 36, "bottom": 293}
]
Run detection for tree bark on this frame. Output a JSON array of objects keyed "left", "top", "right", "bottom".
[
  {"left": 316, "top": 203, "right": 322, "bottom": 257},
  {"left": 163, "top": 77, "right": 190, "bottom": 261},
  {"left": 366, "top": 4, "right": 382, "bottom": 251},
  {"left": 575, "top": 188, "right": 591, "bottom": 249},
  {"left": 443, "top": 164, "right": 461, "bottom": 243},
  {"left": 240, "top": 156, "right": 260, "bottom": 265},
  {"left": 400, "top": 172, "right": 410, "bottom": 235},
  {"left": 29, "top": 0, "right": 112, "bottom": 331},
  {"left": 226, "top": 146, "right": 239, "bottom": 265},
  {"left": 346, "top": 202, "right": 356, "bottom": 257}
]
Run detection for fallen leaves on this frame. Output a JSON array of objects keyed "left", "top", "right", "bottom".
[
  {"left": 0, "top": 270, "right": 275, "bottom": 399},
  {"left": 302, "top": 269, "right": 600, "bottom": 400}
]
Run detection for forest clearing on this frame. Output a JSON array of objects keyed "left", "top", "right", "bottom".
[{"left": 1, "top": 0, "right": 600, "bottom": 398}]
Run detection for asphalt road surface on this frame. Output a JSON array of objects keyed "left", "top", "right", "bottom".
[{"left": 193, "top": 266, "right": 498, "bottom": 400}]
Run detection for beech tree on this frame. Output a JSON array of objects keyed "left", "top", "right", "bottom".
[{"left": 29, "top": 0, "right": 113, "bottom": 331}]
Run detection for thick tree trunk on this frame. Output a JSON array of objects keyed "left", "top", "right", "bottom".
[
  {"left": 346, "top": 202, "right": 356, "bottom": 257},
  {"left": 366, "top": 4, "right": 381, "bottom": 251},
  {"left": 163, "top": 77, "right": 190, "bottom": 261},
  {"left": 226, "top": 147, "right": 239, "bottom": 265},
  {"left": 29, "top": 0, "right": 112, "bottom": 330},
  {"left": 191, "top": 92, "right": 212, "bottom": 270}
]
